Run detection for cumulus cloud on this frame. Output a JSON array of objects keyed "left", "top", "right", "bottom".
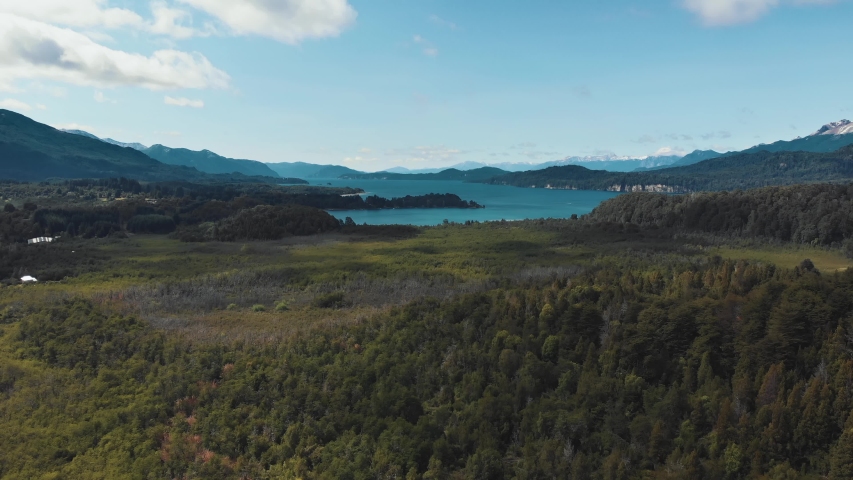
[
  {"left": 0, "top": 98, "right": 32, "bottom": 111},
  {"left": 0, "top": 1, "right": 213, "bottom": 39},
  {"left": 683, "top": 0, "right": 836, "bottom": 26},
  {"left": 150, "top": 2, "right": 211, "bottom": 39},
  {"left": 0, "top": 14, "right": 230, "bottom": 90},
  {"left": 164, "top": 95, "right": 204, "bottom": 108},
  {"left": 0, "top": 0, "right": 144, "bottom": 29},
  {"left": 177, "top": 0, "right": 357, "bottom": 44}
]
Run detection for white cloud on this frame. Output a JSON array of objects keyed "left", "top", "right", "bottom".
[
  {"left": 652, "top": 146, "right": 687, "bottom": 157},
  {"left": 413, "top": 35, "right": 439, "bottom": 56},
  {"left": 150, "top": 2, "right": 212, "bottom": 39},
  {"left": 0, "top": 0, "right": 144, "bottom": 29},
  {"left": 177, "top": 0, "right": 357, "bottom": 44},
  {"left": 35, "top": 103, "right": 47, "bottom": 110},
  {"left": 0, "top": 14, "right": 230, "bottom": 90},
  {"left": 164, "top": 95, "right": 204, "bottom": 108},
  {"left": 0, "top": 98, "right": 32, "bottom": 111},
  {"left": 0, "top": 0, "right": 212, "bottom": 39},
  {"left": 94, "top": 91, "right": 117, "bottom": 104},
  {"left": 682, "top": 0, "right": 836, "bottom": 25},
  {"left": 429, "top": 14, "right": 458, "bottom": 30}
]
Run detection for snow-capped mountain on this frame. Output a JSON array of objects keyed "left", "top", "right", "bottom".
[{"left": 811, "top": 120, "right": 853, "bottom": 136}]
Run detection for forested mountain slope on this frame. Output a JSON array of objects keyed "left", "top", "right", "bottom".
[
  {"left": 0, "top": 110, "right": 206, "bottom": 182},
  {"left": 481, "top": 145, "right": 853, "bottom": 193},
  {"left": 144, "top": 145, "right": 282, "bottom": 178}
]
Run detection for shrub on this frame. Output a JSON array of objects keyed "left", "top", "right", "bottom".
[
  {"left": 275, "top": 300, "right": 290, "bottom": 312},
  {"left": 312, "top": 292, "right": 348, "bottom": 309},
  {"left": 251, "top": 304, "right": 266, "bottom": 312},
  {"left": 226, "top": 303, "right": 238, "bottom": 311}
]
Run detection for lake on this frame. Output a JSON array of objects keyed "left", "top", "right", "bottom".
[{"left": 307, "top": 178, "right": 620, "bottom": 226}]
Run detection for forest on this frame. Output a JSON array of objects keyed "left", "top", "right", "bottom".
[
  {"left": 0, "top": 179, "right": 482, "bottom": 245},
  {"left": 2, "top": 181, "right": 853, "bottom": 479},
  {"left": 588, "top": 184, "right": 853, "bottom": 252}
]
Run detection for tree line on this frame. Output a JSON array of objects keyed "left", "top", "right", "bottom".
[{"left": 588, "top": 183, "right": 853, "bottom": 252}]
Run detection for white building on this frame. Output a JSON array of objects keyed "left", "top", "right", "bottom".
[{"left": 27, "top": 237, "right": 54, "bottom": 245}]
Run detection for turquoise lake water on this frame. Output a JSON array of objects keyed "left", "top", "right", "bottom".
[{"left": 307, "top": 178, "right": 620, "bottom": 226}]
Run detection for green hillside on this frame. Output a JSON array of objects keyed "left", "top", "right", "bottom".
[
  {"left": 0, "top": 110, "right": 206, "bottom": 182},
  {"left": 482, "top": 145, "right": 853, "bottom": 193},
  {"left": 144, "top": 145, "right": 281, "bottom": 178}
]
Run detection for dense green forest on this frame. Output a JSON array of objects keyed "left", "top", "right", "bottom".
[
  {"left": 3, "top": 177, "right": 853, "bottom": 478},
  {"left": 3, "top": 248, "right": 853, "bottom": 478},
  {"left": 588, "top": 184, "right": 853, "bottom": 251},
  {"left": 481, "top": 145, "right": 853, "bottom": 193}
]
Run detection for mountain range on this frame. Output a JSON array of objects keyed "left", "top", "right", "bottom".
[
  {"left": 637, "top": 119, "right": 853, "bottom": 171},
  {"left": 0, "top": 110, "right": 206, "bottom": 182},
  {"left": 7, "top": 109, "right": 853, "bottom": 191},
  {"left": 0, "top": 110, "right": 296, "bottom": 183},
  {"left": 63, "top": 130, "right": 285, "bottom": 179},
  {"left": 266, "top": 162, "right": 364, "bottom": 179},
  {"left": 63, "top": 129, "right": 366, "bottom": 180},
  {"left": 481, "top": 144, "right": 853, "bottom": 193},
  {"left": 342, "top": 167, "right": 510, "bottom": 182}
]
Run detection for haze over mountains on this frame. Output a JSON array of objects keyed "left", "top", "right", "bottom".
[
  {"left": 57, "top": 115, "right": 853, "bottom": 180},
  {"left": 6, "top": 110, "right": 853, "bottom": 191}
]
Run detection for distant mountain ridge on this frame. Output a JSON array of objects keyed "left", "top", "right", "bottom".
[
  {"left": 143, "top": 145, "right": 281, "bottom": 178},
  {"left": 1, "top": 110, "right": 204, "bottom": 182},
  {"left": 383, "top": 155, "right": 683, "bottom": 175},
  {"left": 63, "top": 129, "right": 283, "bottom": 178},
  {"left": 343, "top": 167, "right": 509, "bottom": 182},
  {"left": 478, "top": 144, "right": 853, "bottom": 193},
  {"left": 62, "top": 129, "right": 148, "bottom": 151},
  {"left": 266, "top": 162, "right": 364, "bottom": 179}
]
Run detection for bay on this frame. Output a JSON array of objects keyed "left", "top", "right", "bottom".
[{"left": 307, "top": 178, "right": 620, "bottom": 226}]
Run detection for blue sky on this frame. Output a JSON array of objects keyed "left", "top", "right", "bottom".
[{"left": 0, "top": 0, "right": 851, "bottom": 171}]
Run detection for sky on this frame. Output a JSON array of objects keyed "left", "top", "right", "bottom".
[{"left": 0, "top": 0, "right": 851, "bottom": 172}]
